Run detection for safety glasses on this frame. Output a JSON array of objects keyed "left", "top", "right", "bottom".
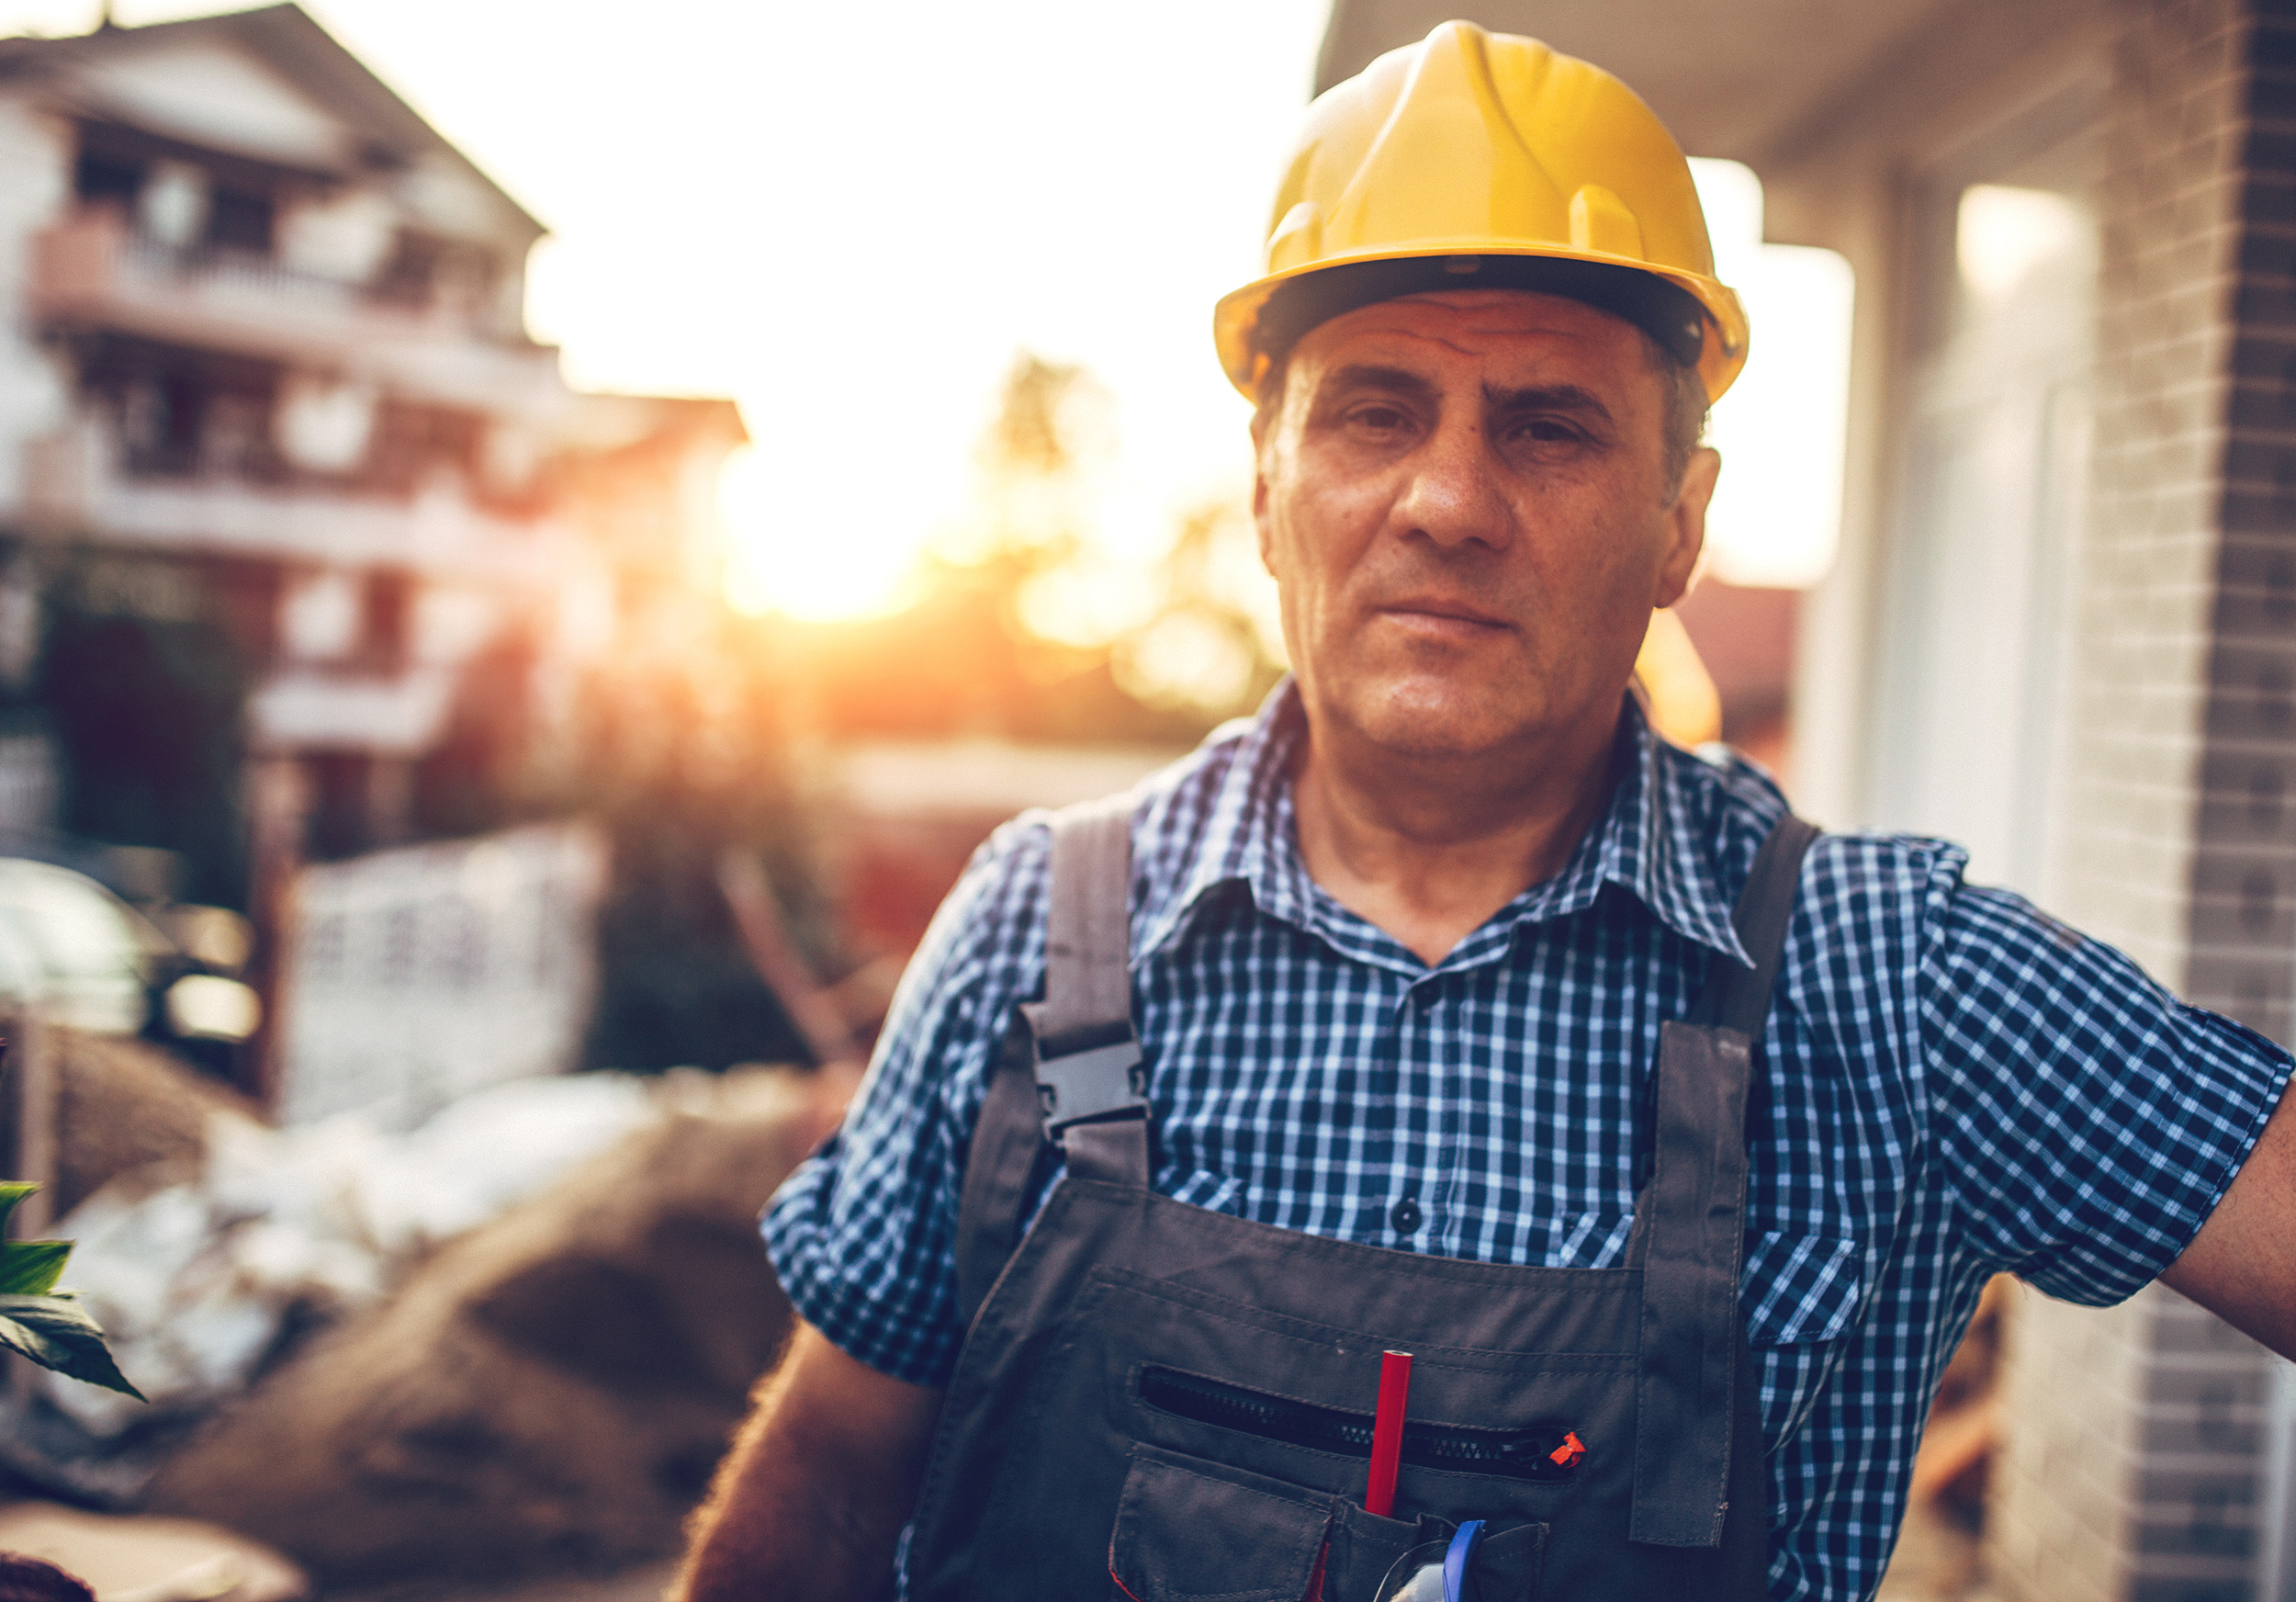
[{"left": 1373, "top": 1519, "right": 1486, "bottom": 1602}]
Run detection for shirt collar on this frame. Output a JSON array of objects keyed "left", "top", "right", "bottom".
[
  {"left": 1133, "top": 683, "right": 1311, "bottom": 964},
  {"left": 1563, "top": 699, "right": 1752, "bottom": 965},
  {"left": 1134, "top": 680, "right": 1752, "bottom": 970}
]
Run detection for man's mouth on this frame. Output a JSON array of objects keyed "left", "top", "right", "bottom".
[{"left": 1374, "top": 597, "right": 1514, "bottom": 631}]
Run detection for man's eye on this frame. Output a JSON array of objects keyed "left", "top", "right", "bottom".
[
  {"left": 1348, "top": 404, "right": 1412, "bottom": 433},
  {"left": 1508, "top": 417, "right": 1585, "bottom": 446}
]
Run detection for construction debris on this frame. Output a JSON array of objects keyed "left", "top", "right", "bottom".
[
  {"left": 44, "top": 1072, "right": 665, "bottom": 1438},
  {"left": 46, "top": 1032, "right": 263, "bottom": 1221},
  {"left": 140, "top": 1071, "right": 814, "bottom": 1587},
  {"left": 5, "top": 1019, "right": 830, "bottom": 1588}
]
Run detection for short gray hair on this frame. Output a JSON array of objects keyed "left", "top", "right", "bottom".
[{"left": 1649, "top": 334, "right": 1708, "bottom": 506}]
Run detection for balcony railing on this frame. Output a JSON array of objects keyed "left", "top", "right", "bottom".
[
  {"left": 121, "top": 231, "right": 370, "bottom": 319},
  {"left": 30, "top": 213, "right": 568, "bottom": 421},
  {"left": 20, "top": 422, "right": 568, "bottom": 581}
]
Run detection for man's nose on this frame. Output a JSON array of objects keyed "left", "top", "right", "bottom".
[{"left": 1392, "top": 415, "right": 1513, "bottom": 550}]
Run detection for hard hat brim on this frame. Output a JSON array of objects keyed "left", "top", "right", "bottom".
[{"left": 1215, "top": 243, "right": 1749, "bottom": 407}]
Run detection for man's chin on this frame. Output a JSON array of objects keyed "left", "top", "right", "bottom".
[{"left": 1327, "top": 680, "right": 1548, "bottom": 762}]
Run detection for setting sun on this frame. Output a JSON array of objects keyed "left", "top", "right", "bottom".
[{"left": 719, "top": 445, "right": 934, "bottom": 623}]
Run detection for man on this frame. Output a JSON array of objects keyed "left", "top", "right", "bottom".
[{"left": 681, "top": 22, "right": 2296, "bottom": 1602}]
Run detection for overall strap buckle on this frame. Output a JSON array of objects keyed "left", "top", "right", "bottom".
[
  {"left": 1034, "top": 1036, "right": 1147, "bottom": 1136},
  {"left": 1027, "top": 792, "right": 1154, "bottom": 1188},
  {"left": 951, "top": 792, "right": 1150, "bottom": 1322}
]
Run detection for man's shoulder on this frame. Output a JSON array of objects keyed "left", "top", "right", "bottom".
[{"left": 1653, "top": 738, "right": 1973, "bottom": 919}]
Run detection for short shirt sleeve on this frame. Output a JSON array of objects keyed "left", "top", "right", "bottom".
[
  {"left": 760, "top": 815, "right": 1052, "bottom": 1386},
  {"left": 1923, "top": 878, "right": 2293, "bottom": 1304}
]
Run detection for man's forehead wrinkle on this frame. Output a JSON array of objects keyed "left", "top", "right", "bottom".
[
  {"left": 1306, "top": 288, "right": 1638, "bottom": 354},
  {"left": 1311, "top": 322, "right": 1610, "bottom": 367}
]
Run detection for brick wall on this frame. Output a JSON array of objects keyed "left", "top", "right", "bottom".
[
  {"left": 1989, "top": 2, "right": 2294, "bottom": 1597},
  {"left": 2053, "top": 0, "right": 2246, "bottom": 989},
  {"left": 2192, "top": 0, "right": 2296, "bottom": 1044},
  {"left": 1992, "top": 1291, "right": 2153, "bottom": 1602},
  {"left": 1995, "top": 1292, "right": 2279, "bottom": 1602}
]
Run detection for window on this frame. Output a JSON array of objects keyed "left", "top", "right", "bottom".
[
  {"left": 1870, "top": 88, "right": 2100, "bottom": 897},
  {"left": 205, "top": 186, "right": 276, "bottom": 253},
  {"left": 371, "top": 231, "right": 443, "bottom": 309},
  {"left": 73, "top": 153, "right": 143, "bottom": 208}
]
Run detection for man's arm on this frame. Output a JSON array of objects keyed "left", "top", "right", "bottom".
[
  {"left": 674, "top": 1321, "right": 944, "bottom": 1602},
  {"left": 2162, "top": 1075, "right": 2296, "bottom": 1359}
]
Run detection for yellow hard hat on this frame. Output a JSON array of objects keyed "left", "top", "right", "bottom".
[{"left": 1215, "top": 20, "right": 1749, "bottom": 405}]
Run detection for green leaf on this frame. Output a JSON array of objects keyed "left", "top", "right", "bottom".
[
  {"left": 0, "top": 1292, "right": 144, "bottom": 1400},
  {"left": 0, "top": 1238, "right": 70, "bottom": 1295},
  {"left": 0, "top": 1180, "right": 35, "bottom": 1238}
]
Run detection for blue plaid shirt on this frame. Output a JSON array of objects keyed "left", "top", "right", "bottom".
[{"left": 764, "top": 683, "right": 2291, "bottom": 1602}]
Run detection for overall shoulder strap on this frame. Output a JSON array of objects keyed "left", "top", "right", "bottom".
[
  {"left": 1688, "top": 814, "right": 1820, "bottom": 1036},
  {"left": 1632, "top": 811, "right": 1820, "bottom": 1193},
  {"left": 952, "top": 793, "right": 1147, "bottom": 1323},
  {"left": 1628, "top": 812, "right": 1818, "bottom": 1551},
  {"left": 952, "top": 1011, "right": 1044, "bottom": 1323},
  {"left": 1022, "top": 793, "right": 1141, "bottom": 1057},
  {"left": 1024, "top": 794, "right": 1154, "bottom": 1190}
]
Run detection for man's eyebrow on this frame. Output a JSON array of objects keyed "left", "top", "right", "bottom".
[
  {"left": 1482, "top": 381, "right": 1614, "bottom": 423},
  {"left": 1318, "top": 364, "right": 1439, "bottom": 402}
]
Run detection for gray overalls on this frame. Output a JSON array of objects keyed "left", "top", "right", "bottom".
[{"left": 906, "top": 795, "right": 1818, "bottom": 1601}]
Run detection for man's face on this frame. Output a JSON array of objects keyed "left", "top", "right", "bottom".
[{"left": 1254, "top": 288, "right": 1717, "bottom": 767}]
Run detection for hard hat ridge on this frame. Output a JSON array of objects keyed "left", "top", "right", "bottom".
[
  {"left": 1310, "top": 22, "right": 1574, "bottom": 270},
  {"left": 1215, "top": 20, "right": 1750, "bottom": 404}
]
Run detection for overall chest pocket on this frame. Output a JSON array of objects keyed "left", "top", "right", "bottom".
[
  {"left": 1109, "top": 1443, "right": 1330, "bottom": 1602},
  {"left": 1740, "top": 1232, "right": 1864, "bottom": 1451}
]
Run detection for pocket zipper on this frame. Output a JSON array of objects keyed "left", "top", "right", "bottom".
[{"left": 1137, "top": 1366, "right": 1582, "bottom": 1483}]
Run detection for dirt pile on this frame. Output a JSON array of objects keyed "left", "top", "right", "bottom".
[
  {"left": 36, "top": 1032, "right": 262, "bottom": 1216},
  {"left": 141, "top": 1072, "right": 818, "bottom": 1587}
]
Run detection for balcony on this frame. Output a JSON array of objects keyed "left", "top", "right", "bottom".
[
  {"left": 246, "top": 666, "right": 459, "bottom": 755},
  {"left": 20, "top": 423, "right": 568, "bottom": 581},
  {"left": 29, "top": 213, "right": 568, "bottom": 421}
]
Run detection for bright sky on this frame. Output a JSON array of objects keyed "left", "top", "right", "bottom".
[{"left": 3, "top": 0, "right": 1854, "bottom": 617}]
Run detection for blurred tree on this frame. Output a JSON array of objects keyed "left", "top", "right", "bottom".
[
  {"left": 1112, "top": 495, "right": 1289, "bottom": 720},
  {"left": 409, "top": 624, "right": 547, "bottom": 841},
  {"left": 777, "top": 353, "right": 1275, "bottom": 745},
  {"left": 567, "top": 600, "right": 831, "bottom": 1074},
  {"left": 38, "top": 572, "right": 252, "bottom": 908}
]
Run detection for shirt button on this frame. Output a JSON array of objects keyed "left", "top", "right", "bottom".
[{"left": 1390, "top": 1197, "right": 1423, "bottom": 1235}]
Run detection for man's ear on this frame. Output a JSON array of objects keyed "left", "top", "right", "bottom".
[
  {"left": 1251, "top": 403, "right": 1281, "bottom": 577},
  {"left": 1253, "top": 465, "right": 1277, "bottom": 575},
  {"left": 1653, "top": 445, "right": 1719, "bottom": 609}
]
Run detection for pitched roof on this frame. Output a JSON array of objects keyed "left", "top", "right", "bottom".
[
  {"left": 558, "top": 393, "right": 750, "bottom": 454},
  {"left": 0, "top": 3, "right": 544, "bottom": 238}
]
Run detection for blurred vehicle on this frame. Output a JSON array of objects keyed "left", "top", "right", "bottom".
[{"left": 0, "top": 858, "right": 261, "bottom": 1073}]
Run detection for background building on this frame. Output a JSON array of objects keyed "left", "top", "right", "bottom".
[
  {"left": 0, "top": 6, "right": 754, "bottom": 1102},
  {"left": 0, "top": 5, "right": 579, "bottom": 857}
]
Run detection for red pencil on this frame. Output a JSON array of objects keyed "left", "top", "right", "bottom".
[{"left": 1365, "top": 1350, "right": 1412, "bottom": 1517}]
